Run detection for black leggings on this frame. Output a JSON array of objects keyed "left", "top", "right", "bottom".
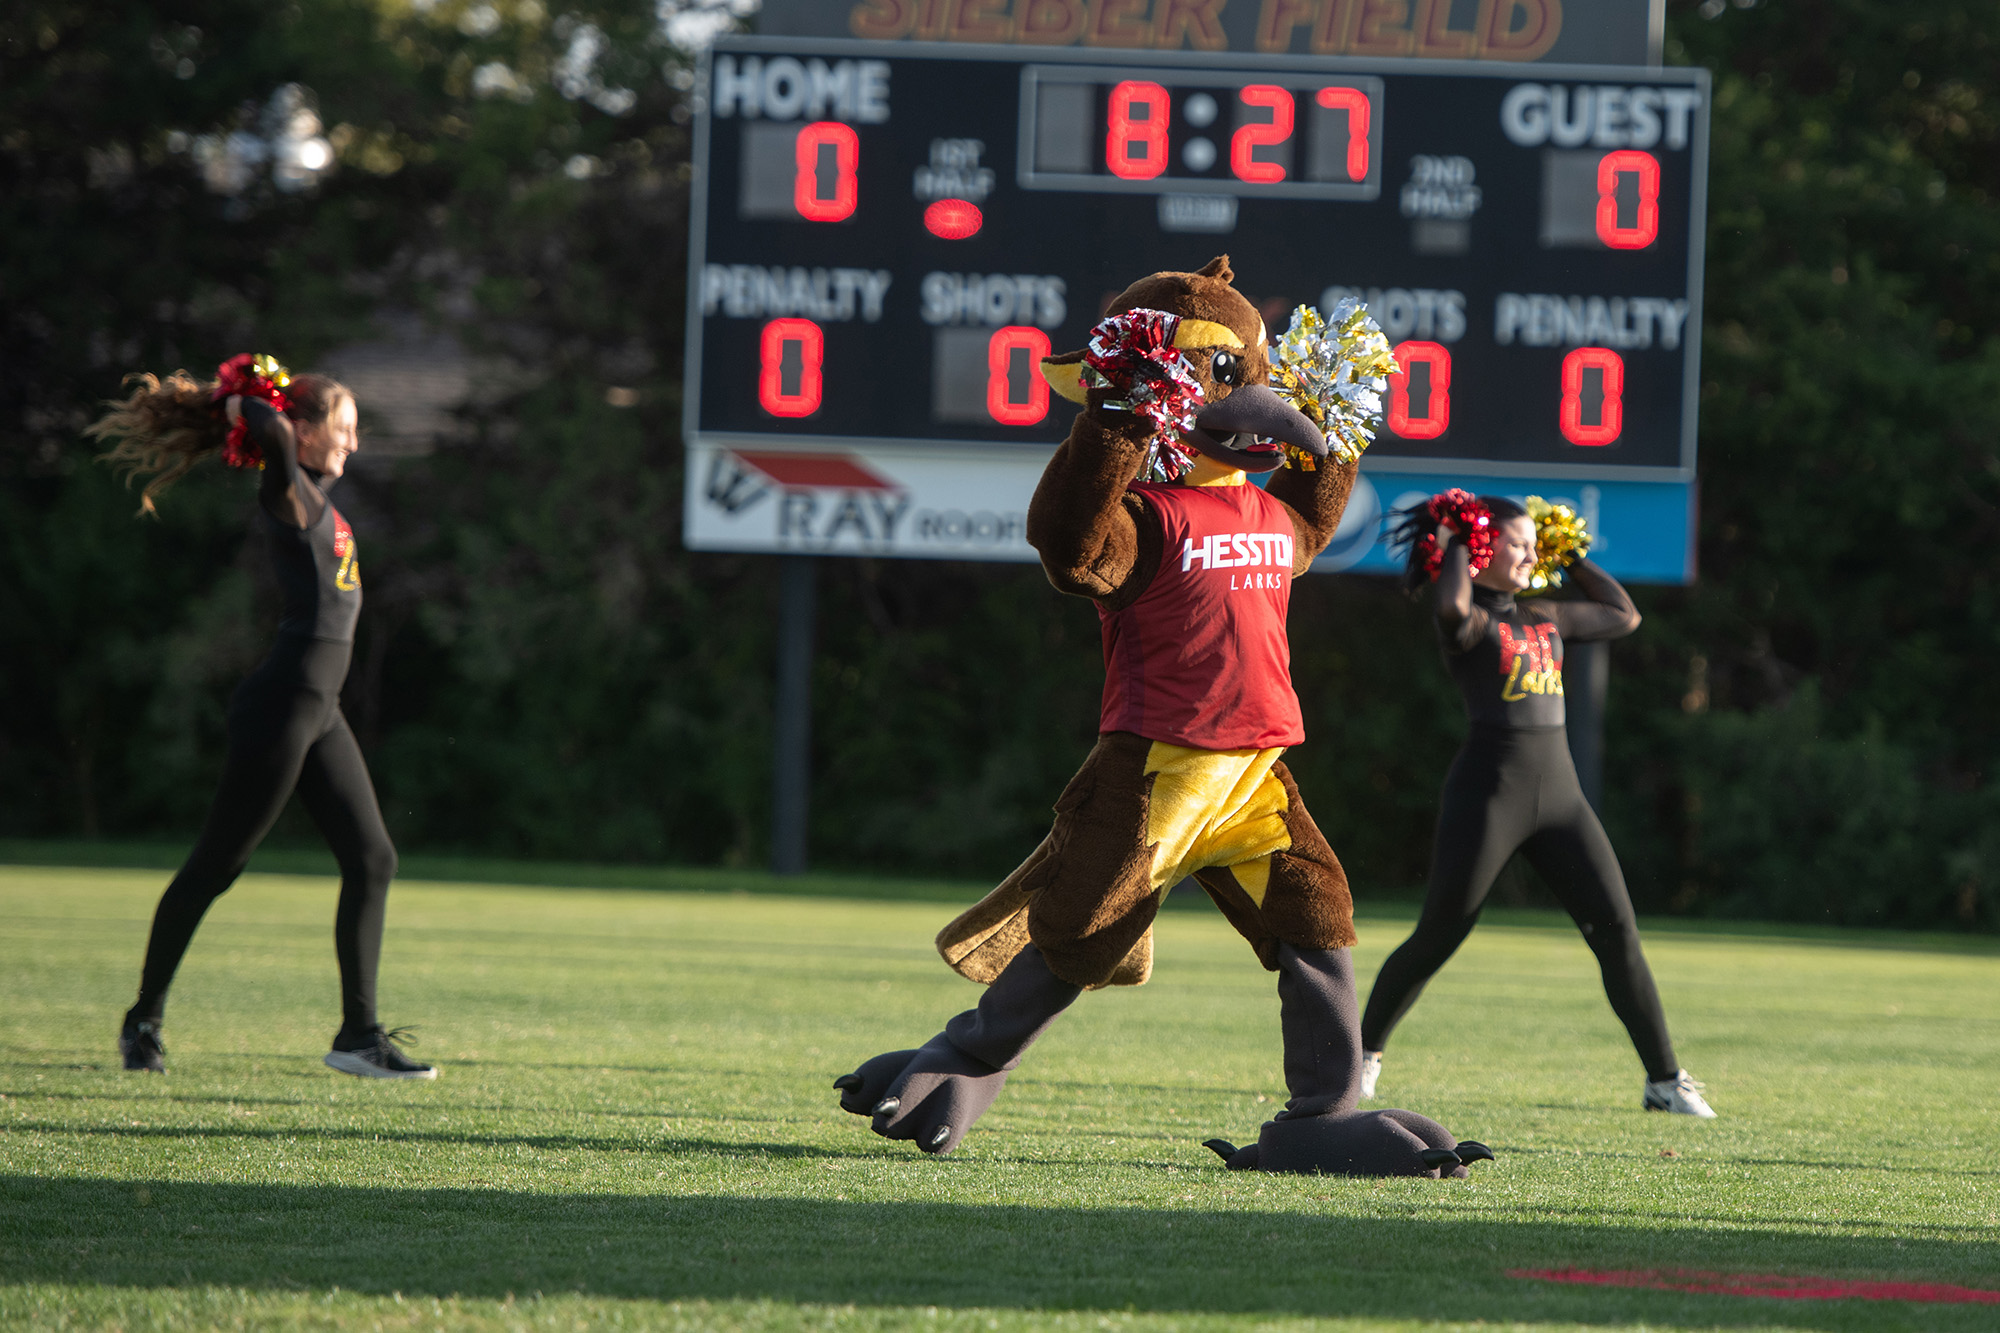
[
  {"left": 1360, "top": 726, "right": 1678, "bottom": 1082},
  {"left": 132, "top": 635, "right": 396, "bottom": 1035}
]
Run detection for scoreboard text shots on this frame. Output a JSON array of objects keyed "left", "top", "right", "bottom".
[{"left": 684, "top": 40, "right": 1708, "bottom": 582}]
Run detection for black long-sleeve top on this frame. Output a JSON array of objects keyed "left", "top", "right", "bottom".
[
  {"left": 242, "top": 399, "right": 361, "bottom": 644},
  {"left": 1433, "top": 554, "right": 1640, "bottom": 730}
]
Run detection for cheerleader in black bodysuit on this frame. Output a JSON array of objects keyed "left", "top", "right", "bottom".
[
  {"left": 92, "top": 369, "right": 433, "bottom": 1079},
  {"left": 1358, "top": 496, "right": 1713, "bottom": 1117}
]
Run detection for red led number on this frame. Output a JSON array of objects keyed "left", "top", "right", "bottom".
[
  {"left": 1105, "top": 80, "right": 1169, "bottom": 181},
  {"left": 1560, "top": 347, "right": 1624, "bottom": 446},
  {"left": 1314, "top": 87, "right": 1371, "bottom": 182},
  {"left": 1232, "top": 85, "right": 1294, "bottom": 185},
  {"left": 759, "top": 318, "right": 823, "bottom": 418},
  {"left": 1387, "top": 341, "right": 1450, "bottom": 440},
  {"left": 1595, "top": 149, "right": 1659, "bottom": 249},
  {"left": 793, "top": 122, "right": 858, "bottom": 222},
  {"left": 986, "top": 327, "right": 1052, "bottom": 426}
]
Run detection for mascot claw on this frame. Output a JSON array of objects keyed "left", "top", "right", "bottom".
[
  {"left": 1203, "top": 1138, "right": 1260, "bottom": 1171},
  {"left": 833, "top": 1048, "right": 920, "bottom": 1117},
  {"left": 835, "top": 1036, "right": 1012, "bottom": 1156}
]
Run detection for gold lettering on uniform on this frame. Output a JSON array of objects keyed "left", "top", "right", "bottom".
[
  {"left": 1498, "top": 621, "right": 1562, "bottom": 700},
  {"left": 336, "top": 544, "right": 364, "bottom": 592}
]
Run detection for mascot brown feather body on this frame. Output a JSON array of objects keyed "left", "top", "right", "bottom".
[{"left": 836, "top": 258, "right": 1490, "bottom": 1178}]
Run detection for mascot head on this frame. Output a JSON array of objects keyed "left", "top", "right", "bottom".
[{"left": 1042, "top": 256, "right": 1326, "bottom": 474}]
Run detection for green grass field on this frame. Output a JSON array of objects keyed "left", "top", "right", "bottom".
[{"left": 2, "top": 861, "right": 1996, "bottom": 1332}]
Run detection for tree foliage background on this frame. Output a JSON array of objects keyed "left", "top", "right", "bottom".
[{"left": 3, "top": 0, "right": 1996, "bottom": 930}]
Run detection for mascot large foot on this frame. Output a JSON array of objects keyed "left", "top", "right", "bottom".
[
  {"left": 1203, "top": 944, "right": 1494, "bottom": 1177},
  {"left": 1204, "top": 1113, "right": 1495, "bottom": 1177},
  {"left": 834, "top": 1037, "right": 1010, "bottom": 1154},
  {"left": 836, "top": 943, "right": 1079, "bottom": 1155}
]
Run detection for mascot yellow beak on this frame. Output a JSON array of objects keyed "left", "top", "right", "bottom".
[{"left": 1172, "top": 319, "right": 1246, "bottom": 351}]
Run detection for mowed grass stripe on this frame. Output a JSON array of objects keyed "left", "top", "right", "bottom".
[{"left": 1, "top": 864, "right": 1996, "bottom": 1332}]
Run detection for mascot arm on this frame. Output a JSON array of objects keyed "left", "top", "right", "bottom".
[
  {"left": 1026, "top": 404, "right": 1164, "bottom": 607},
  {"left": 1266, "top": 458, "right": 1358, "bottom": 576}
]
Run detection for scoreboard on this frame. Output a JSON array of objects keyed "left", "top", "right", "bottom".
[{"left": 683, "top": 38, "right": 1709, "bottom": 582}]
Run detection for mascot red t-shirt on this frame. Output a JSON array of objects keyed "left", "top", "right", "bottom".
[{"left": 1098, "top": 482, "right": 1304, "bottom": 751}]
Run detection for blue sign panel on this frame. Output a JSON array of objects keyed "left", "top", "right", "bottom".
[{"left": 1313, "top": 466, "right": 1693, "bottom": 583}]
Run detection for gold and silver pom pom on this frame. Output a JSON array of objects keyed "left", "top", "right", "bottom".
[{"left": 1270, "top": 300, "right": 1399, "bottom": 468}]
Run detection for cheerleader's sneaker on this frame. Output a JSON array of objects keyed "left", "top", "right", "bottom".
[
  {"left": 120, "top": 1016, "right": 166, "bottom": 1073},
  {"left": 1359, "top": 1050, "right": 1383, "bottom": 1100},
  {"left": 325, "top": 1025, "right": 436, "bottom": 1080},
  {"left": 1644, "top": 1070, "right": 1715, "bottom": 1118}
]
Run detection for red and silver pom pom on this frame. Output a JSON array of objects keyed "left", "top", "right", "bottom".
[
  {"left": 210, "top": 353, "right": 293, "bottom": 470},
  {"left": 1415, "top": 488, "right": 1495, "bottom": 580},
  {"left": 1079, "top": 308, "right": 1206, "bottom": 482}
]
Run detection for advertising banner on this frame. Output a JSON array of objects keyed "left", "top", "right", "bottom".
[{"left": 684, "top": 439, "right": 1694, "bottom": 582}]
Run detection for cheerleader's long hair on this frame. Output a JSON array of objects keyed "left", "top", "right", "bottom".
[{"left": 86, "top": 369, "right": 350, "bottom": 514}]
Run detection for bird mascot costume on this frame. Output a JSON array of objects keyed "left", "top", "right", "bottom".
[{"left": 836, "top": 257, "right": 1490, "bottom": 1177}]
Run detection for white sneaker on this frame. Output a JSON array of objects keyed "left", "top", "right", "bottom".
[
  {"left": 324, "top": 1025, "right": 437, "bottom": 1080},
  {"left": 1644, "top": 1069, "right": 1715, "bottom": 1118},
  {"left": 1359, "top": 1050, "right": 1382, "bottom": 1100}
]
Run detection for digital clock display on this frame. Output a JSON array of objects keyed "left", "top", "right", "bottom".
[
  {"left": 1019, "top": 68, "right": 1383, "bottom": 199},
  {"left": 687, "top": 39, "right": 1708, "bottom": 487}
]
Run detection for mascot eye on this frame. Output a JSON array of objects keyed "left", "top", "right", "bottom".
[{"left": 1210, "top": 351, "right": 1242, "bottom": 386}]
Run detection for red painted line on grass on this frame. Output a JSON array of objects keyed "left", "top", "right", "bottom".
[{"left": 1510, "top": 1268, "right": 2000, "bottom": 1305}]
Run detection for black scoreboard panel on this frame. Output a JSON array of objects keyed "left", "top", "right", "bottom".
[{"left": 687, "top": 39, "right": 1707, "bottom": 476}]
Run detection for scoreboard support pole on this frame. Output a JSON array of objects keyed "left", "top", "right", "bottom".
[
  {"left": 1566, "top": 640, "right": 1608, "bottom": 815},
  {"left": 771, "top": 554, "right": 817, "bottom": 875}
]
